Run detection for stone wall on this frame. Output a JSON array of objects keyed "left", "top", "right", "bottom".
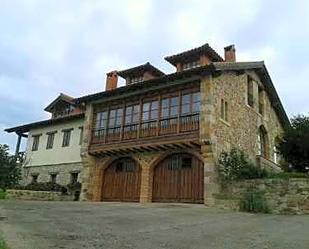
[
  {"left": 7, "top": 189, "right": 74, "bottom": 201},
  {"left": 21, "top": 162, "right": 83, "bottom": 186},
  {"left": 212, "top": 71, "right": 284, "bottom": 163},
  {"left": 214, "top": 178, "right": 309, "bottom": 214}
]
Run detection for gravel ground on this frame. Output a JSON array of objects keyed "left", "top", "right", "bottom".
[{"left": 0, "top": 200, "right": 309, "bottom": 249}]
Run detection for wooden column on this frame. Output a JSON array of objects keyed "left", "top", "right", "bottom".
[{"left": 15, "top": 133, "right": 22, "bottom": 156}]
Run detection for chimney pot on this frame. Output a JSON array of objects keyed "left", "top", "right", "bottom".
[
  {"left": 106, "top": 71, "right": 118, "bottom": 91},
  {"left": 224, "top": 45, "right": 236, "bottom": 62}
]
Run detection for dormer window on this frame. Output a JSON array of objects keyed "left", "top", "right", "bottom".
[
  {"left": 183, "top": 60, "right": 200, "bottom": 71},
  {"left": 131, "top": 76, "right": 143, "bottom": 84},
  {"left": 117, "top": 62, "right": 165, "bottom": 86}
]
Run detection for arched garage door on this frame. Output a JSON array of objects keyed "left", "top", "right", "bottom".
[
  {"left": 102, "top": 158, "right": 141, "bottom": 202},
  {"left": 153, "top": 153, "right": 204, "bottom": 203}
]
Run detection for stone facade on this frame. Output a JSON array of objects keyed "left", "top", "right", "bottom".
[
  {"left": 214, "top": 178, "right": 309, "bottom": 214},
  {"left": 212, "top": 71, "right": 284, "bottom": 163},
  {"left": 7, "top": 189, "right": 73, "bottom": 201},
  {"left": 21, "top": 162, "right": 83, "bottom": 186},
  {"left": 80, "top": 71, "right": 286, "bottom": 205}
]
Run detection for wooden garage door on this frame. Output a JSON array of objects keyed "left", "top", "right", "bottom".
[
  {"left": 153, "top": 154, "right": 204, "bottom": 203},
  {"left": 102, "top": 158, "right": 141, "bottom": 202}
]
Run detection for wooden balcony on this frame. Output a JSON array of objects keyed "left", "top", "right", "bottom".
[{"left": 89, "top": 113, "right": 200, "bottom": 156}]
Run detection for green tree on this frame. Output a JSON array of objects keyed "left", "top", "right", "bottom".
[
  {"left": 279, "top": 115, "right": 309, "bottom": 172},
  {"left": 0, "top": 144, "right": 21, "bottom": 190}
]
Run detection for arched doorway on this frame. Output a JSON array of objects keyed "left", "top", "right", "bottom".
[
  {"left": 102, "top": 157, "right": 141, "bottom": 202},
  {"left": 152, "top": 153, "right": 204, "bottom": 203}
]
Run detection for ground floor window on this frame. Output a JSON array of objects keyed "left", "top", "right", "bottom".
[
  {"left": 31, "top": 174, "right": 39, "bottom": 183},
  {"left": 70, "top": 172, "right": 79, "bottom": 184},
  {"left": 50, "top": 173, "right": 57, "bottom": 184}
]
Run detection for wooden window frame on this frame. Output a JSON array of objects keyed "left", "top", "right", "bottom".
[
  {"left": 31, "top": 134, "right": 41, "bottom": 151},
  {"left": 46, "top": 131, "right": 57, "bottom": 149},
  {"left": 92, "top": 87, "right": 200, "bottom": 143},
  {"left": 62, "top": 128, "right": 73, "bottom": 147}
]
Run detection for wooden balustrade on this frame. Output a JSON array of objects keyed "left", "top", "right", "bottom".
[{"left": 91, "top": 113, "right": 199, "bottom": 144}]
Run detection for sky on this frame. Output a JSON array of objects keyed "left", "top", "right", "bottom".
[{"left": 1, "top": 0, "right": 309, "bottom": 152}]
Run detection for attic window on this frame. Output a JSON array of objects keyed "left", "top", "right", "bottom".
[
  {"left": 183, "top": 60, "right": 200, "bottom": 71},
  {"left": 131, "top": 76, "right": 143, "bottom": 84}
]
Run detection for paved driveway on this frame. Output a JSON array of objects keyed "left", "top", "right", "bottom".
[{"left": 0, "top": 200, "right": 308, "bottom": 249}]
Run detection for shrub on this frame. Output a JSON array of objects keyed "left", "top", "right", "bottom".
[
  {"left": 66, "top": 182, "right": 81, "bottom": 191},
  {"left": 0, "top": 144, "right": 21, "bottom": 190},
  {"left": 13, "top": 182, "right": 67, "bottom": 194},
  {"left": 0, "top": 189, "right": 6, "bottom": 200},
  {"left": 278, "top": 114, "right": 309, "bottom": 172},
  {"left": 0, "top": 238, "right": 9, "bottom": 249},
  {"left": 218, "top": 148, "right": 269, "bottom": 183},
  {"left": 240, "top": 189, "right": 270, "bottom": 213}
]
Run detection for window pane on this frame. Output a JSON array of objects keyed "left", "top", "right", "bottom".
[
  {"left": 162, "top": 98, "right": 169, "bottom": 108},
  {"left": 117, "top": 108, "right": 123, "bottom": 117},
  {"left": 170, "top": 106, "right": 178, "bottom": 117},
  {"left": 181, "top": 104, "right": 190, "bottom": 114},
  {"left": 132, "top": 113, "right": 139, "bottom": 123},
  {"left": 109, "top": 118, "right": 115, "bottom": 127},
  {"left": 192, "top": 92, "right": 200, "bottom": 102},
  {"left": 143, "top": 102, "right": 150, "bottom": 112},
  {"left": 151, "top": 101, "right": 158, "bottom": 110},
  {"left": 182, "top": 94, "right": 190, "bottom": 104},
  {"left": 125, "top": 115, "right": 131, "bottom": 125},
  {"left": 150, "top": 109, "right": 158, "bottom": 120},
  {"left": 192, "top": 102, "right": 200, "bottom": 113},
  {"left": 109, "top": 109, "right": 116, "bottom": 118},
  {"left": 171, "top": 96, "right": 179, "bottom": 106},
  {"left": 142, "top": 111, "right": 149, "bottom": 121},
  {"left": 133, "top": 105, "right": 140, "bottom": 114},
  {"left": 116, "top": 116, "right": 122, "bottom": 126},
  {"left": 125, "top": 106, "right": 132, "bottom": 115},
  {"left": 161, "top": 108, "right": 169, "bottom": 118}
]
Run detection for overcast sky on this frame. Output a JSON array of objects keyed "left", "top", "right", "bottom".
[{"left": 1, "top": 0, "right": 309, "bottom": 151}]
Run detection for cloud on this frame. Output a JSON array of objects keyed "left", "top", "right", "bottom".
[{"left": 1, "top": 0, "right": 309, "bottom": 152}]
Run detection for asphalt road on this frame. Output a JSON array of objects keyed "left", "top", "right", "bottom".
[{"left": 0, "top": 200, "right": 309, "bottom": 249}]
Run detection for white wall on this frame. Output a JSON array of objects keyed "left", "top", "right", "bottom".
[{"left": 24, "top": 118, "right": 84, "bottom": 166}]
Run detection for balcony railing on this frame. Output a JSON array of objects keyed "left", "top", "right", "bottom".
[{"left": 91, "top": 113, "right": 200, "bottom": 144}]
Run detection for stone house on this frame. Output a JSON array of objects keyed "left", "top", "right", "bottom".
[{"left": 6, "top": 43, "right": 289, "bottom": 204}]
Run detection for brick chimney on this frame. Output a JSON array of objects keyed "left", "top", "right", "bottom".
[
  {"left": 105, "top": 71, "right": 118, "bottom": 91},
  {"left": 224, "top": 45, "right": 236, "bottom": 62}
]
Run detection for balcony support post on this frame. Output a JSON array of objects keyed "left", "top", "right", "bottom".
[{"left": 15, "top": 133, "right": 22, "bottom": 157}]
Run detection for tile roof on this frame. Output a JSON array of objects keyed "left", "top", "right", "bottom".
[
  {"left": 165, "top": 43, "right": 224, "bottom": 66},
  {"left": 5, "top": 113, "right": 84, "bottom": 134},
  {"left": 117, "top": 62, "right": 165, "bottom": 78}
]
